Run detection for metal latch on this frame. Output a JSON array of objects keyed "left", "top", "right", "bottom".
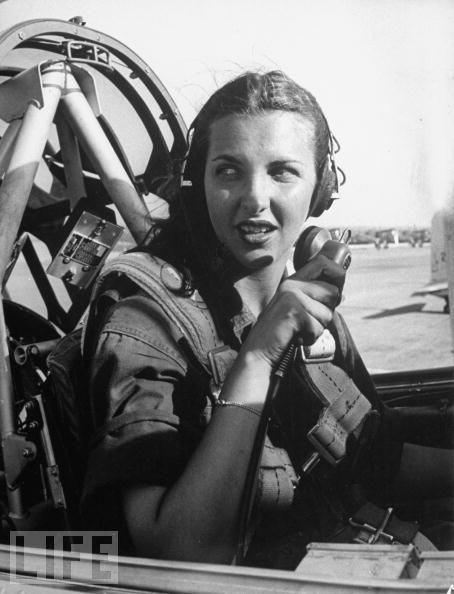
[
  {"left": 349, "top": 507, "right": 396, "bottom": 545},
  {"left": 63, "top": 40, "right": 112, "bottom": 69}
]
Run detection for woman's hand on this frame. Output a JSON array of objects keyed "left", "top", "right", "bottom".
[{"left": 242, "top": 254, "right": 346, "bottom": 369}]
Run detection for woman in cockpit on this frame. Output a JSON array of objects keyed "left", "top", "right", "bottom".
[{"left": 81, "top": 70, "right": 452, "bottom": 568}]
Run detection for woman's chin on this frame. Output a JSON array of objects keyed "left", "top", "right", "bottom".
[
  {"left": 248, "top": 255, "right": 275, "bottom": 269},
  {"left": 224, "top": 242, "right": 289, "bottom": 273},
  {"left": 233, "top": 253, "right": 276, "bottom": 272}
]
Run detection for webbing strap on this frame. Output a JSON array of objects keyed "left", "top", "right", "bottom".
[
  {"left": 300, "top": 359, "right": 372, "bottom": 466},
  {"left": 257, "top": 437, "right": 299, "bottom": 511},
  {"left": 85, "top": 252, "right": 224, "bottom": 369}
]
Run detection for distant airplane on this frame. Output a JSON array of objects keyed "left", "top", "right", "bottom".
[
  {"left": 412, "top": 210, "right": 449, "bottom": 312},
  {"left": 374, "top": 228, "right": 399, "bottom": 249}
]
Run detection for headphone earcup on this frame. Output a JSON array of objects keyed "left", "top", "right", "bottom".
[{"left": 308, "top": 157, "right": 338, "bottom": 218}]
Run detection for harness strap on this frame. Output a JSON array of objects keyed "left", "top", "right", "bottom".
[
  {"left": 84, "top": 252, "right": 224, "bottom": 370},
  {"left": 302, "top": 360, "right": 372, "bottom": 466}
]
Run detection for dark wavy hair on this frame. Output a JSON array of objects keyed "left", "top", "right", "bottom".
[{"left": 144, "top": 70, "right": 335, "bottom": 335}]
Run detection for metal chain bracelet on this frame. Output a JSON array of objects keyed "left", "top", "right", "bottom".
[{"left": 215, "top": 399, "right": 262, "bottom": 417}]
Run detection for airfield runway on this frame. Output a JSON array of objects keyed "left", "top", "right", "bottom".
[
  {"left": 6, "top": 242, "right": 453, "bottom": 374},
  {"left": 338, "top": 244, "right": 452, "bottom": 372}
]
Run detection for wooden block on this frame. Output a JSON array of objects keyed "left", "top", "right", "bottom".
[
  {"left": 296, "top": 542, "right": 418, "bottom": 580},
  {"left": 416, "top": 551, "right": 454, "bottom": 582}
]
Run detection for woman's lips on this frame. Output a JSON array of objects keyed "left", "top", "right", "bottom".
[{"left": 236, "top": 221, "right": 277, "bottom": 244}]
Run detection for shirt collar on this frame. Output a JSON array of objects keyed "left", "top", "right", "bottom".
[
  {"left": 230, "top": 304, "right": 256, "bottom": 343},
  {"left": 224, "top": 265, "right": 290, "bottom": 344}
]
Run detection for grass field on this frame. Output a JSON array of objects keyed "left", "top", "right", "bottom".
[{"left": 5, "top": 242, "right": 452, "bottom": 374}]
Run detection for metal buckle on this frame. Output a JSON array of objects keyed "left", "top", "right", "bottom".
[
  {"left": 306, "top": 427, "right": 342, "bottom": 466},
  {"left": 207, "top": 346, "right": 237, "bottom": 392},
  {"left": 348, "top": 507, "right": 397, "bottom": 545},
  {"left": 301, "top": 451, "right": 321, "bottom": 474},
  {"left": 300, "top": 329, "right": 335, "bottom": 364}
]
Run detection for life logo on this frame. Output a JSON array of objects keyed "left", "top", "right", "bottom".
[{"left": 9, "top": 531, "right": 118, "bottom": 583}]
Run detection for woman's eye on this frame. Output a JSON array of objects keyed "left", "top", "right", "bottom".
[
  {"left": 269, "top": 167, "right": 299, "bottom": 182},
  {"left": 215, "top": 165, "right": 240, "bottom": 180}
]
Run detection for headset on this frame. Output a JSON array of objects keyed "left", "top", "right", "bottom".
[{"left": 309, "top": 130, "right": 346, "bottom": 218}]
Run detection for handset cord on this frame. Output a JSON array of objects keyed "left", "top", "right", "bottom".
[
  {"left": 236, "top": 343, "right": 297, "bottom": 563},
  {"left": 235, "top": 227, "right": 351, "bottom": 561}
]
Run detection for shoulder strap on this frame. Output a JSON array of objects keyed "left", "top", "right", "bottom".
[{"left": 82, "top": 252, "right": 226, "bottom": 372}]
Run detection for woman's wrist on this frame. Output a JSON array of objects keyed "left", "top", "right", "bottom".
[
  {"left": 237, "top": 347, "right": 275, "bottom": 372},
  {"left": 219, "top": 348, "right": 273, "bottom": 408}
]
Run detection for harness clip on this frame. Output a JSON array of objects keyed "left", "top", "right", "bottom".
[{"left": 300, "top": 329, "right": 335, "bottom": 364}]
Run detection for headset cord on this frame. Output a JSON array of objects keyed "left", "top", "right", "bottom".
[{"left": 236, "top": 343, "right": 297, "bottom": 563}]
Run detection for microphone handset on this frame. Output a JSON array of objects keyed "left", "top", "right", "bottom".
[{"left": 292, "top": 226, "right": 351, "bottom": 364}]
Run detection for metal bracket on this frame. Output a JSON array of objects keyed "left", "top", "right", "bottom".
[
  {"left": 47, "top": 211, "right": 123, "bottom": 289},
  {"left": 349, "top": 508, "right": 396, "bottom": 545},
  {"left": 45, "top": 465, "right": 66, "bottom": 508},
  {"left": 3, "top": 232, "right": 28, "bottom": 290},
  {"left": 63, "top": 40, "right": 112, "bottom": 70},
  {"left": 48, "top": 61, "right": 102, "bottom": 117},
  {"left": 0, "top": 60, "right": 102, "bottom": 123},
  {"left": 0, "top": 64, "right": 44, "bottom": 122},
  {"left": 34, "top": 395, "right": 67, "bottom": 510},
  {"left": 2, "top": 433, "right": 37, "bottom": 490}
]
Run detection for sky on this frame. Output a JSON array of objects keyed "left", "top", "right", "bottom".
[{"left": 1, "top": 0, "right": 454, "bottom": 227}]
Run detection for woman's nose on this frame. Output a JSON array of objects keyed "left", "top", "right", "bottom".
[{"left": 240, "top": 173, "right": 271, "bottom": 214}]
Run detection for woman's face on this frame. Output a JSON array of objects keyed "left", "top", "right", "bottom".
[{"left": 204, "top": 111, "right": 317, "bottom": 272}]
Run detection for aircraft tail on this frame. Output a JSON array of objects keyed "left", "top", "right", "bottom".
[{"left": 412, "top": 210, "right": 448, "bottom": 303}]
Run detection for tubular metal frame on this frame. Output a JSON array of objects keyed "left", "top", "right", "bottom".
[{"left": 0, "top": 52, "right": 180, "bottom": 519}]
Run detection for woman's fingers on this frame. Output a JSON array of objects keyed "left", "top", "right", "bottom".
[
  {"left": 282, "top": 278, "right": 339, "bottom": 310},
  {"left": 250, "top": 286, "right": 333, "bottom": 351},
  {"left": 278, "top": 286, "right": 334, "bottom": 344},
  {"left": 293, "top": 304, "right": 331, "bottom": 346},
  {"left": 293, "top": 254, "right": 347, "bottom": 290}
]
